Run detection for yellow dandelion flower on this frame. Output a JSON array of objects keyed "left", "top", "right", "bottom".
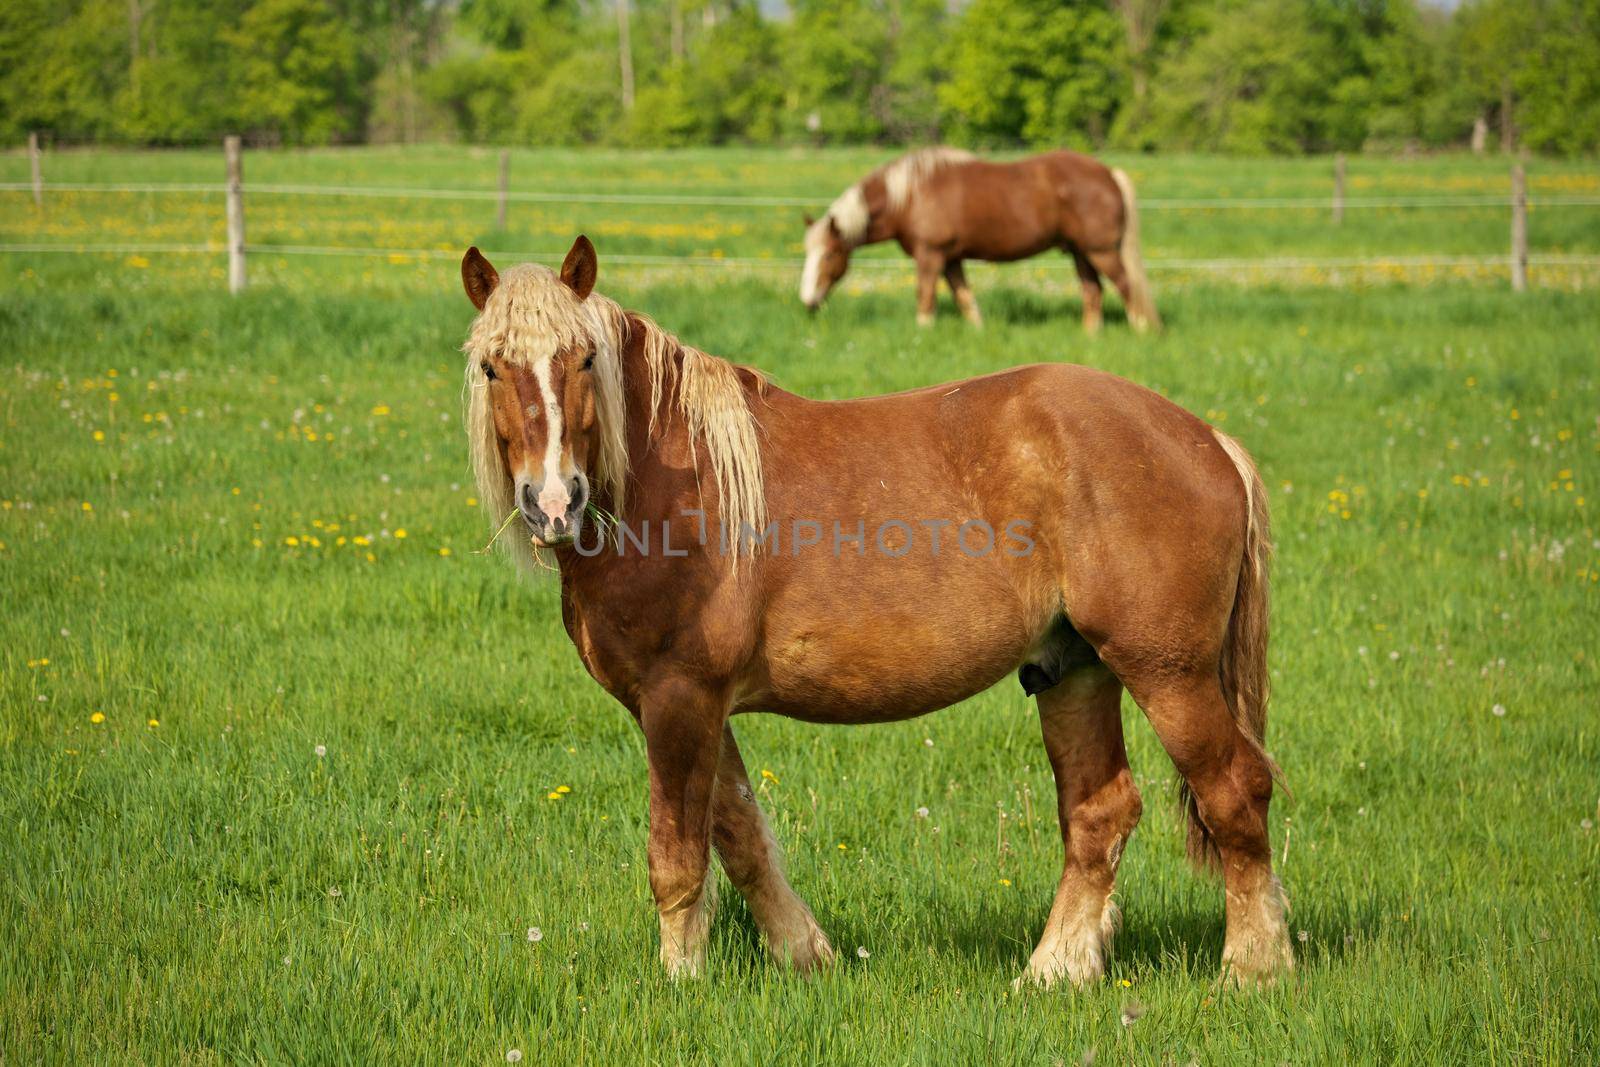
[
  {"left": 438, "top": 547, "right": 451, "bottom": 557},
  {"left": 547, "top": 791, "right": 563, "bottom": 801},
  {"left": 90, "top": 712, "right": 106, "bottom": 724},
  {"left": 284, "top": 536, "right": 299, "bottom": 546},
  {"left": 1120, "top": 978, "right": 1132, "bottom": 987},
  {"left": 394, "top": 528, "right": 408, "bottom": 539},
  {"left": 760, "top": 768, "right": 779, "bottom": 783},
  {"left": 556, "top": 785, "right": 571, "bottom": 794},
  {"left": 92, "top": 430, "right": 105, "bottom": 442},
  {"left": 147, "top": 718, "right": 159, "bottom": 728},
  {"left": 81, "top": 501, "right": 92, "bottom": 512},
  {"left": 998, "top": 878, "right": 1011, "bottom": 886},
  {"left": 837, "top": 843, "right": 848, "bottom": 851},
  {"left": 371, "top": 405, "right": 391, "bottom": 416}
]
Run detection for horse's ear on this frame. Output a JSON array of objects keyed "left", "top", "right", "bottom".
[
  {"left": 826, "top": 216, "right": 841, "bottom": 238},
  {"left": 802, "top": 212, "right": 814, "bottom": 228},
  {"left": 560, "top": 234, "right": 597, "bottom": 301},
  {"left": 462, "top": 247, "right": 499, "bottom": 310}
]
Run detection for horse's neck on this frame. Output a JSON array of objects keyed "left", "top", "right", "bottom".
[
  {"left": 619, "top": 314, "right": 686, "bottom": 462},
  {"left": 857, "top": 176, "right": 897, "bottom": 245}
]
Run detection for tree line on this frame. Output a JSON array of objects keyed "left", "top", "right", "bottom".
[{"left": 4, "top": 0, "right": 1598, "bottom": 155}]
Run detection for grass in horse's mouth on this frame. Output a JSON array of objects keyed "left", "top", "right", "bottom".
[{"left": 476, "top": 508, "right": 521, "bottom": 555}]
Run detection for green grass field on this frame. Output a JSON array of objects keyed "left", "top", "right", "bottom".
[{"left": 2, "top": 148, "right": 1598, "bottom": 1063}]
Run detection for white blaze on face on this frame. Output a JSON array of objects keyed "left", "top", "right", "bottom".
[{"left": 529, "top": 356, "right": 574, "bottom": 523}]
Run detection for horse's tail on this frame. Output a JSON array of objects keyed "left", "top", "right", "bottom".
[
  {"left": 1110, "top": 167, "right": 1161, "bottom": 333},
  {"left": 1184, "top": 430, "right": 1280, "bottom": 871}
]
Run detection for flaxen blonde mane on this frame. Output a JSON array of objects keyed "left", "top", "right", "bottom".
[
  {"left": 463, "top": 263, "right": 765, "bottom": 569},
  {"left": 812, "top": 147, "right": 976, "bottom": 249},
  {"left": 880, "top": 146, "right": 975, "bottom": 213}
]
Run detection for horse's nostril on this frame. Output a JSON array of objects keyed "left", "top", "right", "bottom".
[{"left": 550, "top": 515, "right": 567, "bottom": 536}]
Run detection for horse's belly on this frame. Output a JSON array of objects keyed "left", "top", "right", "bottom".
[{"left": 744, "top": 566, "right": 1044, "bottom": 723}]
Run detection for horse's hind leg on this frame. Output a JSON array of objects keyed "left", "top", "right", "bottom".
[
  {"left": 1018, "top": 665, "right": 1142, "bottom": 989},
  {"left": 1071, "top": 251, "right": 1104, "bottom": 334},
  {"left": 1086, "top": 250, "right": 1137, "bottom": 328},
  {"left": 1124, "top": 670, "right": 1293, "bottom": 985},
  {"left": 943, "top": 260, "right": 983, "bottom": 328},
  {"left": 712, "top": 725, "right": 835, "bottom": 972}
]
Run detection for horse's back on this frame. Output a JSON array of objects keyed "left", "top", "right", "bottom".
[{"left": 912, "top": 152, "right": 1124, "bottom": 258}]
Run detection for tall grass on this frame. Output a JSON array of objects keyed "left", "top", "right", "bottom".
[{"left": 1, "top": 149, "right": 1597, "bottom": 1062}]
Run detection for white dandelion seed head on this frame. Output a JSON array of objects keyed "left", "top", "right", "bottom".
[
  {"left": 923, "top": 738, "right": 934, "bottom": 748},
  {"left": 1357, "top": 646, "right": 1368, "bottom": 657},
  {"left": 856, "top": 946, "right": 870, "bottom": 959},
  {"left": 506, "top": 1050, "right": 522, "bottom": 1063},
  {"left": 314, "top": 744, "right": 327, "bottom": 758},
  {"left": 327, "top": 886, "right": 341, "bottom": 898},
  {"left": 1297, "top": 929, "right": 1310, "bottom": 943},
  {"left": 1582, "top": 819, "right": 1594, "bottom": 831},
  {"left": 1492, "top": 703, "right": 1507, "bottom": 717},
  {"left": 915, "top": 806, "right": 929, "bottom": 819},
  {"left": 527, "top": 927, "right": 543, "bottom": 943},
  {"left": 579, "top": 922, "right": 590, "bottom": 932}
]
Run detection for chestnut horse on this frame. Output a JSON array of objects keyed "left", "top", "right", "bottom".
[
  {"left": 462, "top": 236, "right": 1289, "bottom": 988},
  {"left": 800, "top": 147, "right": 1161, "bottom": 333}
]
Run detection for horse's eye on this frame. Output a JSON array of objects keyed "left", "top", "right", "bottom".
[
  {"left": 581, "top": 351, "right": 595, "bottom": 371},
  {"left": 481, "top": 361, "right": 497, "bottom": 381}
]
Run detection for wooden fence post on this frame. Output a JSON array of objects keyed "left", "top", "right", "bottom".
[
  {"left": 29, "top": 132, "right": 42, "bottom": 208},
  {"left": 1332, "top": 152, "right": 1345, "bottom": 225},
  {"left": 225, "top": 135, "right": 246, "bottom": 294},
  {"left": 497, "top": 149, "right": 509, "bottom": 230},
  {"left": 1510, "top": 159, "right": 1527, "bottom": 293}
]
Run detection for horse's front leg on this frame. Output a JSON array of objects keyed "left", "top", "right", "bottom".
[
  {"left": 712, "top": 725, "right": 835, "bottom": 972},
  {"left": 914, "top": 249, "right": 944, "bottom": 326},
  {"left": 943, "top": 260, "right": 983, "bottom": 328},
  {"left": 640, "top": 674, "right": 727, "bottom": 978}
]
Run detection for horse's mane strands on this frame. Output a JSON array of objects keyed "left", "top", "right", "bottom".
[
  {"left": 822, "top": 185, "right": 870, "bottom": 247},
  {"left": 881, "top": 146, "right": 975, "bottom": 213},
  {"left": 634, "top": 312, "right": 767, "bottom": 558},
  {"left": 817, "top": 147, "right": 974, "bottom": 250},
  {"left": 463, "top": 263, "right": 765, "bottom": 567}
]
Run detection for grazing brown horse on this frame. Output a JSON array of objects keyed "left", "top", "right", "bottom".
[
  {"left": 800, "top": 147, "right": 1160, "bottom": 333},
  {"left": 462, "top": 236, "right": 1289, "bottom": 989}
]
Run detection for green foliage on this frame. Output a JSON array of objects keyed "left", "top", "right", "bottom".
[
  {"left": 5, "top": 0, "right": 1600, "bottom": 154},
  {"left": 940, "top": 0, "right": 1125, "bottom": 148},
  {"left": 222, "top": 0, "right": 365, "bottom": 145}
]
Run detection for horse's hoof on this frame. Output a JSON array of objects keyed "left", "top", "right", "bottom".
[
  {"left": 771, "top": 927, "right": 836, "bottom": 974},
  {"left": 1218, "top": 945, "right": 1294, "bottom": 990},
  {"left": 663, "top": 957, "right": 705, "bottom": 980}
]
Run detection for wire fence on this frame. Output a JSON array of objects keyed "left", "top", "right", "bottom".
[
  {"left": 6, "top": 152, "right": 1599, "bottom": 286},
  {"left": 5, "top": 180, "right": 1600, "bottom": 211},
  {"left": 5, "top": 240, "right": 1600, "bottom": 275}
]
